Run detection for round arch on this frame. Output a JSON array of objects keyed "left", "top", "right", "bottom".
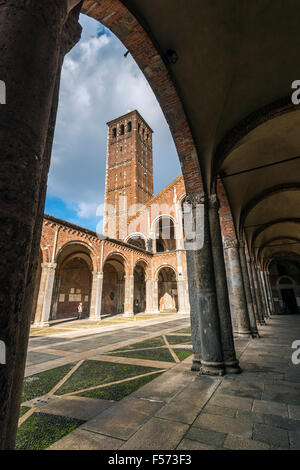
[
  {"left": 52, "top": 245, "right": 94, "bottom": 321},
  {"left": 156, "top": 265, "right": 178, "bottom": 313},
  {"left": 102, "top": 253, "right": 126, "bottom": 316}
]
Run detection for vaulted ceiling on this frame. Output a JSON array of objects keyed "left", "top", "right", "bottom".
[{"left": 82, "top": 0, "right": 300, "bottom": 268}]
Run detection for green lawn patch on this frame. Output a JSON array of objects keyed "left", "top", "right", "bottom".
[
  {"left": 175, "top": 327, "right": 191, "bottom": 334},
  {"left": 22, "top": 363, "right": 76, "bottom": 402},
  {"left": 55, "top": 360, "right": 157, "bottom": 395},
  {"left": 78, "top": 372, "right": 163, "bottom": 401},
  {"left": 113, "top": 336, "right": 165, "bottom": 352},
  {"left": 110, "top": 348, "right": 175, "bottom": 363},
  {"left": 15, "top": 412, "right": 83, "bottom": 450},
  {"left": 19, "top": 406, "right": 31, "bottom": 418},
  {"left": 174, "top": 349, "right": 193, "bottom": 361},
  {"left": 166, "top": 335, "right": 192, "bottom": 345}
]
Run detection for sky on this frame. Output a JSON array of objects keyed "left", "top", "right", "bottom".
[{"left": 45, "top": 14, "right": 181, "bottom": 233}]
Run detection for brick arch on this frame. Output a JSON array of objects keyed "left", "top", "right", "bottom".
[
  {"left": 134, "top": 258, "right": 150, "bottom": 280},
  {"left": 55, "top": 240, "right": 97, "bottom": 271},
  {"left": 81, "top": 0, "right": 203, "bottom": 195},
  {"left": 103, "top": 251, "right": 130, "bottom": 275},
  {"left": 155, "top": 264, "right": 177, "bottom": 282}
]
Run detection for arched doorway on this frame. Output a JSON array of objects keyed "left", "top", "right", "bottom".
[
  {"left": 269, "top": 258, "right": 300, "bottom": 314},
  {"left": 154, "top": 216, "right": 176, "bottom": 252},
  {"left": 102, "top": 254, "right": 125, "bottom": 315},
  {"left": 157, "top": 266, "right": 178, "bottom": 313},
  {"left": 133, "top": 261, "right": 146, "bottom": 313},
  {"left": 52, "top": 245, "right": 93, "bottom": 321}
]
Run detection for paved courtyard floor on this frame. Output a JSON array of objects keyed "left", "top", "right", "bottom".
[{"left": 18, "top": 314, "right": 300, "bottom": 450}]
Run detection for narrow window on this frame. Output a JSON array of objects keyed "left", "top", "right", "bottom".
[
  {"left": 120, "top": 124, "right": 124, "bottom": 135},
  {"left": 127, "top": 121, "right": 132, "bottom": 132},
  {"left": 112, "top": 128, "right": 117, "bottom": 138}
]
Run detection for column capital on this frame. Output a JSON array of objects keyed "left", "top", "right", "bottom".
[
  {"left": 208, "top": 193, "right": 220, "bottom": 211},
  {"left": 41, "top": 262, "right": 57, "bottom": 270},
  {"left": 92, "top": 271, "right": 103, "bottom": 277},
  {"left": 185, "top": 191, "right": 206, "bottom": 207}
]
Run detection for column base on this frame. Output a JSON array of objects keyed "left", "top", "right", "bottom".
[
  {"left": 251, "top": 331, "right": 260, "bottom": 338},
  {"left": 199, "top": 360, "right": 225, "bottom": 376},
  {"left": 89, "top": 316, "right": 101, "bottom": 321},
  {"left": 122, "top": 312, "right": 134, "bottom": 318},
  {"left": 32, "top": 322, "right": 49, "bottom": 329},
  {"left": 225, "top": 360, "right": 242, "bottom": 375},
  {"left": 191, "top": 354, "right": 201, "bottom": 371},
  {"left": 234, "top": 330, "right": 252, "bottom": 338}
]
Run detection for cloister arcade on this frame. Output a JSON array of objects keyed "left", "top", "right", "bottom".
[{"left": 1, "top": 0, "right": 300, "bottom": 449}]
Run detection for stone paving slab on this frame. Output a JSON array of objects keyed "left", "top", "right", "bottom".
[
  {"left": 26, "top": 352, "right": 61, "bottom": 365},
  {"left": 32, "top": 396, "right": 114, "bottom": 421},
  {"left": 155, "top": 376, "right": 220, "bottom": 424},
  {"left": 209, "top": 393, "right": 253, "bottom": 412},
  {"left": 223, "top": 435, "right": 269, "bottom": 450},
  {"left": 194, "top": 413, "right": 253, "bottom": 438},
  {"left": 131, "top": 368, "right": 190, "bottom": 402},
  {"left": 121, "top": 417, "right": 189, "bottom": 450},
  {"left": 82, "top": 396, "right": 164, "bottom": 440},
  {"left": 252, "top": 399, "right": 288, "bottom": 417},
  {"left": 48, "top": 428, "right": 124, "bottom": 450},
  {"left": 252, "top": 423, "right": 289, "bottom": 448},
  {"left": 185, "top": 426, "right": 226, "bottom": 447},
  {"left": 289, "top": 404, "right": 300, "bottom": 420}
]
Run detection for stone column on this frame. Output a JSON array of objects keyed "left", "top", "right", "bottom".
[
  {"left": 123, "top": 275, "right": 134, "bottom": 317},
  {"left": 265, "top": 270, "right": 275, "bottom": 314},
  {"left": 238, "top": 241, "right": 259, "bottom": 337},
  {"left": 250, "top": 260, "right": 266, "bottom": 324},
  {"left": 185, "top": 193, "right": 225, "bottom": 375},
  {"left": 89, "top": 272, "right": 103, "bottom": 321},
  {"left": 256, "top": 266, "right": 269, "bottom": 320},
  {"left": 0, "top": 1, "right": 82, "bottom": 449},
  {"left": 223, "top": 240, "right": 252, "bottom": 337},
  {"left": 261, "top": 270, "right": 273, "bottom": 316},
  {"left": 246, "top": 255, "right": 261, "bottom": 324},
  {"left": 145, "top": 279, "right": 154, "bottom": 314},
  {"left": 208, "top": 195, "right": 241, "bottom": 373},
  {"left": 177, "top": 279, "right": 187, "bottom": 313},
  {"left": 33, "top": 263, "right": 57, "bottom": 327}
]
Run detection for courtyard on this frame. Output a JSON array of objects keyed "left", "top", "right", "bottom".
[{"left": 17, "top": 314, "right": 300, "bottom": 450}]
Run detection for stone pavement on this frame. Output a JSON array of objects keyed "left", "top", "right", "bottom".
[{"left": 23, "top": 314, "right": 300, "bottom": 450}]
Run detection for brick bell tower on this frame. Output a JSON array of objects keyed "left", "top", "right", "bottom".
[{"left": 103, "top": 110, "right": 154, "bottom": 239}]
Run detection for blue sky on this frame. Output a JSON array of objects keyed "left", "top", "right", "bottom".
[{"left": 45, "top": 14, "right": 181, "bottom": 232}]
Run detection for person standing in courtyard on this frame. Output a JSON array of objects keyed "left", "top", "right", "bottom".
[{"left": 77, "top": 302, "right": 83, "bottom": 320}]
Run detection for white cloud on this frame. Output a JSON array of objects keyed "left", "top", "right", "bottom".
[{"left": 46, "top": 14, "right": 180, "bottom": 223}]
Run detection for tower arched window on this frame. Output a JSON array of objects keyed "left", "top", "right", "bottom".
[
  {"left": 127, "top": 121, "right": 132, "bottom": 132},
  {"left": 120, "top": 124, "right": 124, "bottom": 135},
  {"left": 112, "top": 128, "right": 117, "bottom": 138}
]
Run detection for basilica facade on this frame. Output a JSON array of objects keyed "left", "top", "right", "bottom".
[{"left": 32, "top": 111, "right": 190, "bottom": 327}]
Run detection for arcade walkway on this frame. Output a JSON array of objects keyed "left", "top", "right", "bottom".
[{"left": 20, "top": 314, "right": 300, "bottom": 450}]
